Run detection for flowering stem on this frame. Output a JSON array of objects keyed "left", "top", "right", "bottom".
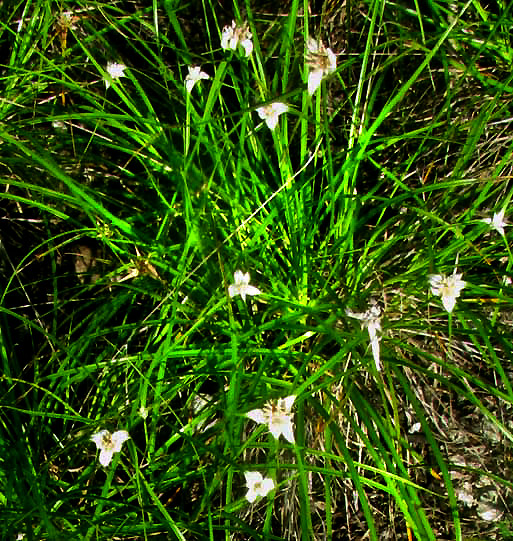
[
  {"left": 491, "top": 235, "right": 512, "bottom": 327},
  {"left": 293, "top": 398, "right": 315, "bottom": 539},
  {"left": 224, "top": 331, "right": 241, "bottom": 541},
  {"left": 225, "top": 468, "right": 234, "bottom": 541},
  {"left": 184, "top": 95, "right": 191, "bottom": 157},
  {"left": 263, "top": 436, "right": 279, "bottom": 539},
  {"left": 447, "top": 311, "right": 453, "bottom": 362},
  {"left": 84, "top": 462, "right": 117, "bottom": 541}
]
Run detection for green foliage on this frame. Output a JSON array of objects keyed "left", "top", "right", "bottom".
[{"left": 1, "top": 0, "right": 512, "bottom": 539}]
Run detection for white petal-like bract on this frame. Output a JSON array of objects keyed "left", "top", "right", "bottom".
[
  {"left": 228, "top": 270, "right": 261, "bottom": 301},
  {"left": 482, "top": 208, "right": 507, "bottom": 236},
  {"left": 307, "top": 69, "right": 324, "bottom": 96},
  {"left": 256, "top": 102, "right": 288, "bottom": 130},
  {"left": 306, "top": 39, "right": 337, "bottom": 95},
  {"left": 91, "top": 429, "right": 130, "bottom": 466},
  {"left": 246, "top": 395, "right": 296, "bottom": 443},
  {"left": 244, "top": 471, "right": 274, "bottom": 502},
  {"left": 246, "top": 408, "right": 267, "bottom": 424},
  {"left": 346, "top": 302, "right": 382, "bottom": 371},
  {"left": 104, "top": 62, "right": 127, "bottom": 88},
  {"left": 185, "top": 65, "right": 209, "bottom": 93},
  {"left": 429, "top": 271, "right": 465, "bottom": 313}
]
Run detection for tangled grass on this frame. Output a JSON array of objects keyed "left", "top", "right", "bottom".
[{"left": 1, "top": 1, "right": 513, "bottom": 539}]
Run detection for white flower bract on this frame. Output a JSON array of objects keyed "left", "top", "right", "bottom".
[
  {"left": 228, "top": 270, "right": 261, "bottom": 301},
  {"left": 429, "top": 271, "right": 466, "bottom": 313},
  {"left": 221, "top": 20, "right": 253, "bottom": 57},
  {"left": 104, "top": 62, "right": 127, "bottom": 88},
  {"left": 346, "top": 301, "right": 382, "bottom": 371},
  {"left": 256, "top": 102, "right": 288, "bottom": 131},
  {"left": 244, "top": 471, "right": 274, "bottom": 503},
  {"left": 221, "top": 20, "right": 238, "bottom": 51},
  {"left": 482, "top": 208, "right": 507, "bottom": 236},
  {"left": 185, "top": 65, "right": 209, "bottom": 94},
  {"left": 91, "top": 429, "right": 130, "bottom": 467},
  {"left": 306, "top": 38, "right": 337, "bottom": 95},
  {"left": 247, "top": 395, "right": 296, "bottom": 443}
]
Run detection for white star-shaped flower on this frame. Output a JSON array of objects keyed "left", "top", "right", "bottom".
[
  {"left": 185, "top": 65, "right": 210, "bottom": 94},
  {"left": 91, "top": 429, "right": 130, "bottom": 467},
  {"left": 221, "top": 20, "right": 253, "bottom": 57},
  {"left": 346, "top": 301, "right": 382, "bottom": 371},
  {"left": 104, "top": 62, "right": 127, "bottom": 89},
  {"left": 228, "top": 270, "right": 261, "bottom": 301},
  {"left": 247, "top": 395, "right": 296, "bottom": 443},
  {"left": 429, "top": 270, "right": 466, "bottom": 313},
  {"left": 306, "top": 38, "right": 337, "bottom": 95},
  {"left": 256, "top": 102, "right": 288, "bottom": 131},
  {"left": 482, "top": 208, "right": 507, "bottom": 236},
  {"left": 244, "top": 471, "right": 275, "bottom": 503}
]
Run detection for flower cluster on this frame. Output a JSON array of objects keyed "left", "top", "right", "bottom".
[
  {"left": 228, "top": 271, "right": 293, "bottom": 502},
  {"left": 344, "top": 262, "right": 469, "bottom": 371},
  {"left": 178, "top": 23, "right": 338, "bottom": 128},
  {"left": 221, "top": 20, "right": 253, "bottom": 57},
  {"left": 243, "top": 395, "right": 296, "bottom": 503}
]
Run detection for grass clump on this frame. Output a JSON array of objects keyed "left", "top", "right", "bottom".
[{"left": 1, "top": 0, "right": 513, "bottom": 540}]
